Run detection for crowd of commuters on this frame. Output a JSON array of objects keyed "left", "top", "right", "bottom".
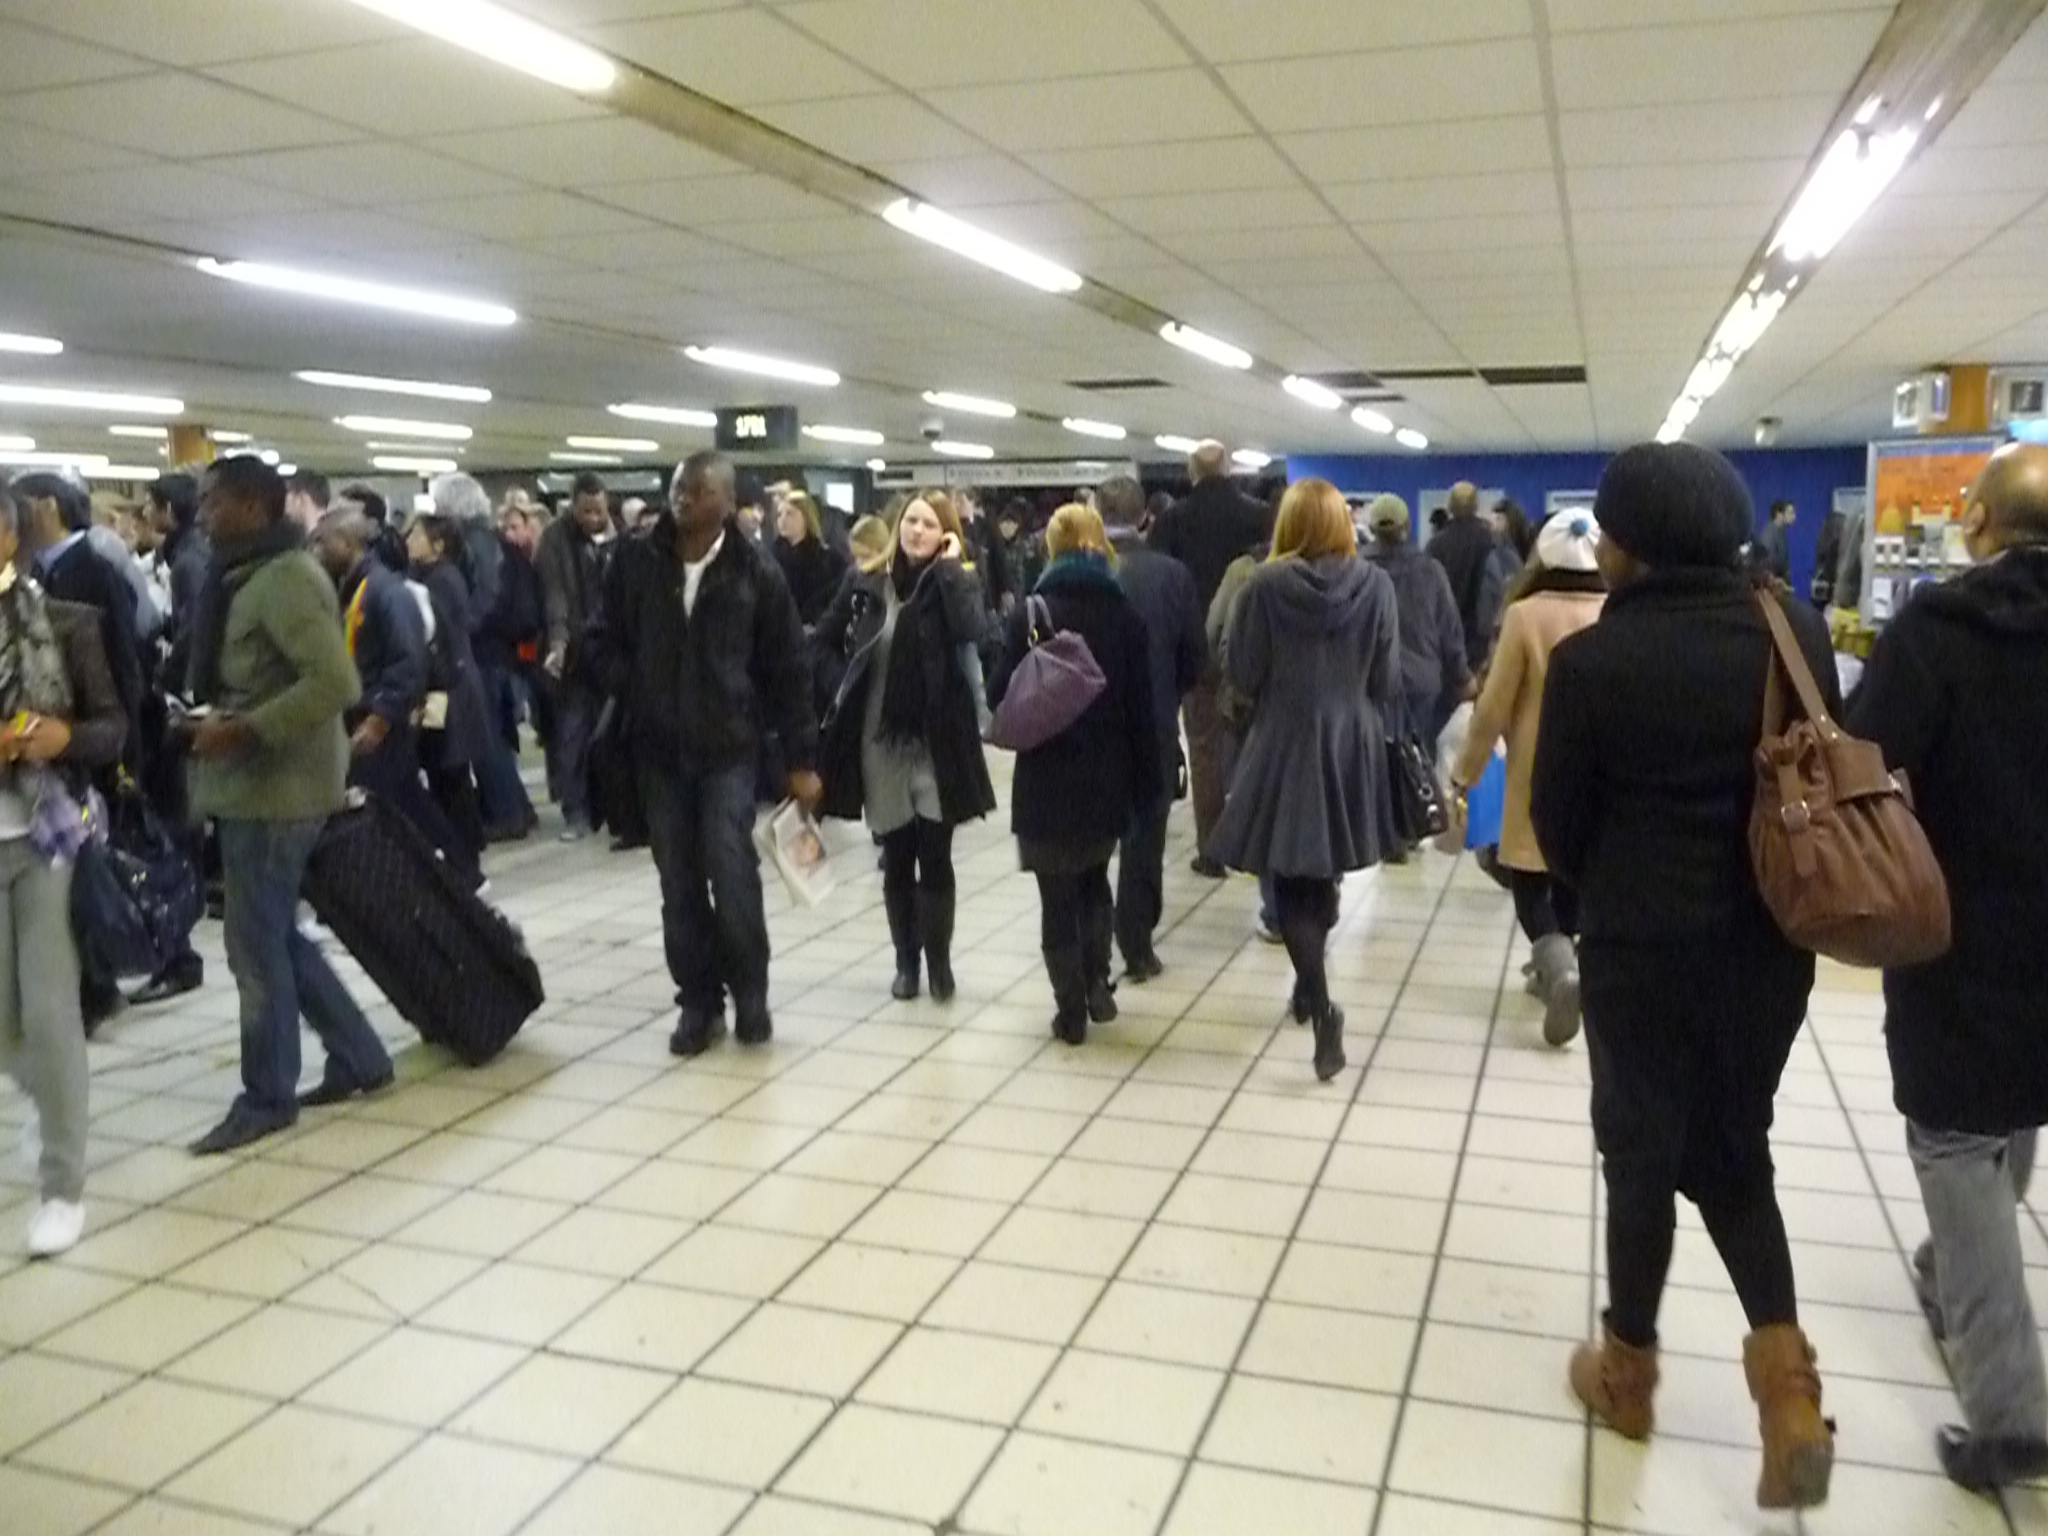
[{"left": 9, "top": 433, "right": 2048, "bottom": 1513}]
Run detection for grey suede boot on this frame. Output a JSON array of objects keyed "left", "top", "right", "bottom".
[{"left": 1531, "top": 933, "right": 1582, "bottom": 1047}]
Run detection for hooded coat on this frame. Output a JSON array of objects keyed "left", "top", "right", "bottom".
[
  {"left": 1208, "top": 553, "right": 1399, "bottom": 878},
  {"left": 1847, "top": 546, "right": 2048, "bottom": 1134}
]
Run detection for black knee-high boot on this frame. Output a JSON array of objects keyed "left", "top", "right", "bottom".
[{"left": 921, "top": 889, "right": 956, "bottom": 1002}]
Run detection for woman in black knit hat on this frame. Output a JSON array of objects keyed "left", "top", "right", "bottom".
[{"left": 1530, "top": 442, "right": 1840, "bottom": 1512}]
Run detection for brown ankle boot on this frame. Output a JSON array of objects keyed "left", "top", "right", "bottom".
[
  {"left": 1743, "top": 1324, "right": 1834, "bottom": 1510},
  {"left": 1569, "top": 1327, "right": 1659, "bottom": 1440}
]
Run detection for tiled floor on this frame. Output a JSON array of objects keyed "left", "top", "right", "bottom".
[{"left": 3, "top": 771, "right": 2042, "bottom": 1536}]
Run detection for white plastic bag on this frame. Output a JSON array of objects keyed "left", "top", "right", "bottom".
[{"left": 755, "top": 799, "right": 837, "bottom": 907}]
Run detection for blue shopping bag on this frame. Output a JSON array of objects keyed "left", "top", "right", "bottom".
[{"left": 1464, "top": 753, "right": 1506, "bottom": 851}]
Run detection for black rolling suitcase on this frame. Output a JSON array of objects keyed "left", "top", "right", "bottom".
[{"left": 301, "top": 791, "right": 543, "bottom": 1064}]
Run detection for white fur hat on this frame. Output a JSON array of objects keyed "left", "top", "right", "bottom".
[{"left": 1536, "top": 509, "right": 1602, "bottom": 573}]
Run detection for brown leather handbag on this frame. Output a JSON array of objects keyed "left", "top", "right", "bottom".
[{"left": 1748, "top": 594, "right": 1951, "bottom": 968}]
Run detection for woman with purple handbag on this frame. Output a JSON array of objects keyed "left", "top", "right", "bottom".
[{"left": 989, "top": 505, "right": 1158, "bottom": 1045}]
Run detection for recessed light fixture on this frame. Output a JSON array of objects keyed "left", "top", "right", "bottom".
[
  {"left": 366, "top": 441, "right": 466, "bottom": 454},
  {"left": 1232, "top": 449, "right": 1272, "bottom": 470},
  {"left": 683, "top": 345, "right": 839, "bottom": 388},
  {"left": 932, "top": 440, "right": 994, "bottom": 460},
  {"left": 866, "top": 458, "right": 887, "bottom": 472},
  {"left": 109, "top": 424, "right": 168, "bottom": 440},
  {"left": 609, "top": 402, "right": 716, "bottom": 428},
  {"left": 0, "top": 332, "right": 62, "bottom": 356},
  {"left": 336, "top": 415, "right": 473, "bottom": 442},
  {"left": 85, "top": 464, "right": 161, "bottom": 481},
  {"left": 276, "top": 463, "right": 298, "bottom": 477},
  {"left": 1061, "top": 417, "right": 1126, "bottom": 441},
  {"left": 295, "top": 369, "right": 492, "bottom": 403},
  {"left": 1160, "top": 322, "right": 1253, "bottom": 371},
  {"left": 338, "top": 0, "right": 616, "bottom": 93},
  {"left": 0, "top": 449, "right": 111, "bottom": 469},
  {"left": 197, "top": 259, "right": 517, "bottom": 327},
  {"left": 803, "top": 425, "right": 885, "bottom": 446},
  {"left": 565, "top": 435, "right": 658, "bottom": 453},
  {"left": 549, "top": 451, "right": 623, "bottom": 465},
  {"left": 372, "top": 455, "right": 460, "bottom": 475},
  {"left": 880, "top": 199, "right": 1084, "bottom": 294},
  {"left": 1282, "top": 375, "right": 1344, "bottom": 411},
  {"left": 212, "top": 430, "right": 252, "bottom": 444},
  {"left": 1395, "top": 428, "right": 1430, "bottom": 451},
  {"left": 1350, "top": 407, "right": 1394, "bottom": 435},
  {"left": 1154, "top": 434, "right": 1204, "bottom": 454},
  {"left": 1769, "top": 125, "right": 1919, "bottom": 263},
  {"left": 921, "top": 390, "right": 1015, "bottom": 419},
  {"left": 0, "top": 383, "right": 184, "bottom": 415},
  {"left": 0, "top": 435, "right": 32, "bottom": 453}
]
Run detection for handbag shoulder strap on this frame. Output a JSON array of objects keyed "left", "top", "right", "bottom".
[
  {"left": 1754, "top": 591, "right": 1834, "bottom": 734},
  {"left": 1026, "top": 593, "right": 1051, "bottom": 644}
]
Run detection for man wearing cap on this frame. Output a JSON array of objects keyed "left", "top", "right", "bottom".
[{"left": 1362, "top": 494, "right": 1469, "bottom": 757}]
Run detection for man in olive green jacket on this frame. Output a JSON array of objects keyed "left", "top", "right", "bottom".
[{"left": 184, "top": 457, "right": 394, "bottom": 1155}]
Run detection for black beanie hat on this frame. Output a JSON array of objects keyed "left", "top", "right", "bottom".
[{"left": 1594, "top": 442, "right": 1754, "bottom": 569}]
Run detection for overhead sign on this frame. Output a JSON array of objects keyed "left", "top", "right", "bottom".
[{"left": 715, "top": 405, "right": 798, "bottom": 452}]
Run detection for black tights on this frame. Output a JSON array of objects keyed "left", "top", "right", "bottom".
[
  {"left": 1036, "top": 863, "right": 1112, "bottom": 951},
  {"left": 1509, "top": 869, "right": 1578, "bottom": 944},
  {"left": 1273, "top": 876, "right": 1339, "bottom": 1013},
  {"left": 1605, "top": 1175, "right": 1797, "bottom": 1347},
  {"left": 880, "top": 818, "right": 954, "bottom": 900}
]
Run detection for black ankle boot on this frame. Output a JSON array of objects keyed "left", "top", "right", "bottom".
[
  {"left": 921, "top": 889, "right": 956, "bottom": 1002},
  {"left": 1043, "top": 945, "right": 1088, "bottom": 1045},
  {"left": 1312, "top": 1001, "right": 1347, "bottom": 1082}
]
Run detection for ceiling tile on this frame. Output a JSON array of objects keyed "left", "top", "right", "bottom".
[
  {"left": 1145, "top": 223, "right": 1362, "bottom": 265},
  {"left": 1026, "top": 138, "right": 1295, "bottom": 199},
  {"left": 585, "top": 171, "right": 844, "bottom": 225},
  {"left": 753, "top": 93, "right": 986, "bottom": 162},
  {"left": 3, "top": 0, "right": 401, "bottom": 66},
  {"left": 0, "top": 121, "right": 153, "bottom": 178},
  {"left": 1325, "top": 170, "right": 1560, "bottom": 223},
  {"left": 210, "top": 40, "right": 603, "bottom": 137},
  {"left": 1223, "top": 39, "right": 1544, "bottom": 134},
  {"left": 778, "top": 0, "right": 1187, "bottom": 88},
  {"left": 1148, "top": 0, "right": 1529, "bottom": 60},
  {"left": 1551, "top": 12, "right": 1888, "bottom": 112},
  {"left": 594, "top": 8, "right": 881, "bottom": 103},
  {"left": 423, "top": 117, "right": 739, "bottom": 188},
  {"left": 398, "top": 190, "right": 667, "bottom": 243},
  {"left": 1276, "top": 116, "right": 1554, "bottom": 182},
  {"left": 1549, "top": 0, "right": 1894, "bottom": 30},
  {"left": 1560, "top": 95, "right": 1840, "bottom": 166},
  {"left": 879, "top": 154, "right": 1066, "bottom": 208},
  {"left": 1356, "top": 209, "right": 1569, "bottom": 255},
  {"left": 1104, "top": 186, "right": 1334, "bottom": 237},
  {"left": 926, "top": 69, "right": 1249, "bottom": 152},
  {"left": 207, "top": 143, "right": 522, "bottom": 206},
  {"left": 1565, "top": 158, "right": 1803, "bottom": 213},
  {"left": 0, "top": 21, "right": 155, "bottom": 90},
  {"left": 0, "top": 74, "right": 358, "bottom": 159}
]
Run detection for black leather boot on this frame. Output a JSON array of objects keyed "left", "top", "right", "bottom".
[
  {"left": 885, "top": 881, "right": 920, "bottom": 1001},
  {"left": 1083, "top": 901, "right": 1118, "bottom": 1024},
  {"left": 921, "top": 889, "right": 957, "bottom": 1002},
  {"left": 1043, "top": 945, "right": 1089, "bottom": 1044}
]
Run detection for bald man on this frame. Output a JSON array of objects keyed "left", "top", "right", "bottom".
[
  {"left": 1149, "top": 441, "right": 1270, "bottom": 874},
  {"left": 1848, "top": 442, "right": 2048, "bottom": 1493}
]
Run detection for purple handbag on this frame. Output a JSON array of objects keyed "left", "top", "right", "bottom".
[{"left": 990, "top": 595, "right": 1107, "bottom": 752}]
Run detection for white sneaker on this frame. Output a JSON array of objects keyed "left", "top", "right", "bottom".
[{"left": 26, "top": 1199, "right": 85, "bottom": 1258}]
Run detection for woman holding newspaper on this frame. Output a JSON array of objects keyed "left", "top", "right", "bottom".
[{"left": 817, "top": 494, "right": 995, "bottom": 1002}]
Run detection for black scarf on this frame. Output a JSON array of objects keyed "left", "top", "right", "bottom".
[
  {"left": 877, "top": 549, "right": 938, "bottom": 748},
  {"left": 187, "top": 520, "right": 306, "bottom": 705}
]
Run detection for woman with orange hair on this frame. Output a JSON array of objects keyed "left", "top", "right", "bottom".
[{"left": 1210, "top": 478, "right": 1399, "bottom": 1081}]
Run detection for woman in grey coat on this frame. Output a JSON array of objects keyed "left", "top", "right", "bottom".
[{"left": 1210, "top": 479, "right": 1399, "bottom": 1082}]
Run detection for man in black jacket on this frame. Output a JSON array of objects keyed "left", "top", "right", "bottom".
[
  {"left": 595, "top": 451, "right": 819, "bottom": 1057},
  {"left": 1426, "top": 481, "right": 1499, "bottom": 673},
  {"left": 1149, "top": 441, "right": 1268, "bottom": 876},
  {"left": 1100, "top": 477, "right": 1205, "bottom": 980},
  {"left": 1848, "top": 443, "right": 2048, "bottom": 1493},
  {"left": 537, "top": 474, "right": 614, "bottom": 840}
]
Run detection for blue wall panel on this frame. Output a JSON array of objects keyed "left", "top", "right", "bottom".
[{"left": 1284, "top": 446, "right": 1867, "bottom": 594}]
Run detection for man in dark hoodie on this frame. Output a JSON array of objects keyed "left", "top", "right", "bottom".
[
  {"left": 1848, "top": 442, "right": 2048, "bottom": 1493},
  {"left": 1098, "top": 477, "right": 1205, "bottom": 981}
]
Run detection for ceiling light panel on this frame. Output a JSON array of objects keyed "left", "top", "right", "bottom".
[
  {"left": 1351, "top": 407, "right": 1394, "bottom": 434},
  {"left": 565, "top": 436, "right": 659, "bottom": 453},
  {"left": 338, "top": 0, "right": 617, "bottom": 94},
  {"left": 1282, "top": 375, "right": 1345, "bottom": 411},
  {"left": 296, "top": 369, "right": 493, "bottom": 403},
  {"left": 932, "top": 440, "right": 995, "bottom": 459},
  {"left": 0, "top": 383, "right": 184, "bottom": 415},
  {"left": 197, "top": 259, "right": 518, "bottom": 326},
  {"left": 683, "top": 345, "right": 839, "bottom": 387},
  {"left": 337, "top": 415, "right": 473, "bottom": 441},
  {"left": 372, "top": 455, "right": 462, "bottom": 474},
  {"left": 0, "top": 436, "right": 34, "bottom": 452},
  {"left": 880, "top": 198, "right": 1084, "bottom": 293},
  {"left": 0, "top": 332, "right": 62, "bottom": 355},
  {"left": 610, "top": 402, "right": 716, "bottom": 428},
  {"left": 0, "top": 450, "right": 111, "bottom": 469},
  {"left": 1154, "top": 434, "right": 1204, "bottom": 453},
  {"left": 804, "top": 425, "right": 886, "bottom": 446},
  {"left": 109, "top": 425, "right": 168, "bottom": 439},
  {"left": 1231, "top": 449, "right": 1272, "bottom": 469},
  {"left": 1159, "top": 322, "right": 1254, "bottom": 370},
  {"left": 549, "top": 451, "right": 622, "bottom": 464},
  {"left": 1061, "top": 417, "right": 1126, "bottom": 440},
  {"left": 922, "top": 390, "right": 1017, "bottom": 419}
]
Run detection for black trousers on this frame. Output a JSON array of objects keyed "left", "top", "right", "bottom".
[
  {"left": 1035, "top": 862, "right": 1112, "bottom": 952},
  {"left": 880, "top": 818, "right": 954, "bottom": 900},
  {"left": 351, "top": 727, "right": 472, "bottom": 886},
  {"left": 1584, "top": 924, "right": 1813, "bottom": 1346},
  {"left": 1273, "top": 876, "right": 1339, "bottom": 1012},
  {"left": 423, "top": 752, "right": 484, "bottom": 888},
  {"left": 1114, "top": 801, "right": 1170, "bottom": 962},
  {"left": 1509, "top": 869, "right": 1579, "bottom": 944}
]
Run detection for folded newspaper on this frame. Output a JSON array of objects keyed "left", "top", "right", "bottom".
[{"left": 757, "top": 799, "right": 837, "bottom": 907}]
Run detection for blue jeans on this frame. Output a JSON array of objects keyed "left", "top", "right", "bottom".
[
  {"left": 219, "top": 817, "right": 392, "bottom": 1118},
  {"left": 474, "top": 664, "right": 535, "bottom": 831},
  {"left": 639, "top": 762, "right": 767, "bottom": 1013}
]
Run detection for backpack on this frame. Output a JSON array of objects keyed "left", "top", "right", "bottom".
[{"left": 1747, "top": 593, "right": 1951, "bottom": 968}]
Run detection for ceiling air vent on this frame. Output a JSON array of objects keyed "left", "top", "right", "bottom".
[
  {"left": 1479, "top": 365, "right": 1588, "bottom": 387},
  {"left": 1372, "top": 368, "right": 1481, "bottom": 382},
  {"left": 1066, "top": 376, "right": 1171, "bottom": 392}
]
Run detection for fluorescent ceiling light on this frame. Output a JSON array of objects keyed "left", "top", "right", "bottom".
[
  {"left": 257, "top": 450, "right": 281, "bottom": 466},
  {"left": 276, "top": 463, "right": 298, "bottom": 477},
  {"left": 880, "top": 198, "right": 1084, "bottom": 295},
  {"left": 1160, "top": 322, "right": 1253, "bottom": 371},
  {"left": 197, "top": 258, "right": 517, "bottom": 327},
  {"left": 1061, "top": 417, "right": 1126, "bottom": 441},
  {"left": 683, "top": 345, "right": 838, "bottom": 388},
  {"left": 1655, "top": 419, "right": 1685, "bottom": 444},
  {"left": 866, "top": 458, "right": 887, "bottom": 472},
  {"left": 85, "top": 464, "right": 160, "bottom": 481},
  {"left": 0, "top": 383, "right": 183, "bottom": 415},
  {"left": 1351, "top": 407, "right": 1394, "bottom": 435},
  {"left": 1394, "top": 428, "right": 1429, "bottom": 451},
  {"left": 212, "top": 430, "right": 252, "bottom": 444},
  {"left": 0, "top": 435, "right": 31, "bottom": 452},
  {"left": 550, "top": 451, "right": 622, "bottom": 465},
  {"left": 1282, "top": 375, "right": 1344, "bottom": 411},
  {"left": 109, "top": 424, "right": 167, "bottom": 439},
  {"left": 338, "top": 0, "right": 615, "bottom": 93},
  {"left": 0, "top": 332, "right": 61, "bottom": 355},
  {"left": 565, "top": 435, "right": 658, "bottom": 453},
  {"left": 367, "top": 440, "right": 465, "bottom": 454},
  {"left": 373, "top": 455, "right": 460, "bottom": 475},
  {"left": 295, "top": 369, "right": 492, "bottom": 403},
  {"left": 609, "top": 402, "right": 715, "bottom": 428},
  {"left": 337, "top": 414, "right": 472, "bottom": 442},
  {"left": 1708, "top": 288, "right": 1788, "bottom": 361},
  {"left": 933, "top": 441, "right": 994, "bottom": 460},
  {"left": 1231, "top": 449, "right": 1272, "bottom": 470},
  {"left": 1769, "top": 125, "right": 1918, "bottom": 263},
  {"left": 922, "top": 390, "right": 1015, "bottom": 419},
  {"left": 1154, "top": 434, "right": 1203, "bottom": 454},
  {"left": 804, "top": 425, "right": 885, "bottom": 446},
  {"left": 0, "top": 449, "right": 111, "bottom": 469}
]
